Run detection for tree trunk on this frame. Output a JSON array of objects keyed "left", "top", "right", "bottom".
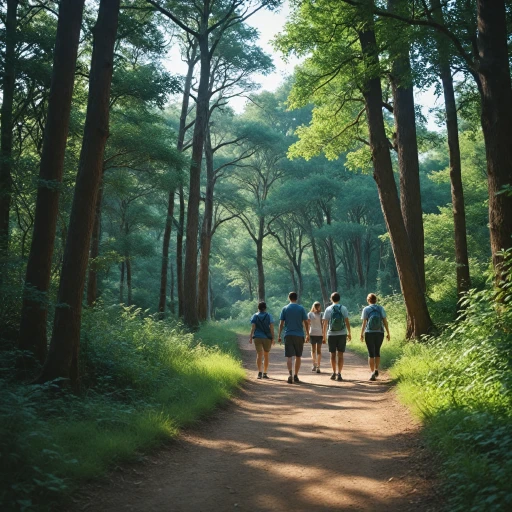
[
  {"left": 18, "top": 0, "right": 85, "bottom": 363},
  {"left": 158, "top": 185, "right": 175, "bottom": 317},
  {"left": 183, "top": 30, "right": 210, "bottom": 328},
  {"left": 177, "top": 186, "right": 185, "bottom": 317},
  {"left": 388, "top": 31, "right": 425, "bottom": 293},
  {"left": 353, "top": 237, "right": 365, "bottom": 287},
  {"left": 197, "top": 126, "right": 214, "bottom": 321},
  {"left": 476, "top": 0, "right": 512, "bottom": 273},
  {"left": 359, "top": 26, "right": 433, "bottom": 339},
  {"left": 86, "top": 176, "right": 104, "bottom": 306},
  {"left": 0, "top": 0, "right": 19, "bottom": 263},
  {"left": 126, "top": 257, "right": 132, "bottom": 306},
  {"left": 37, "top": 0, "right": 120, "bottom": 385},
  {"left": 256, "top": 224, "right": 265, "bottom": 301},
  {"left": 170, "top": 262, "right": 175, "bottom": 314},
  {"left": 119, "top": 261, "right": 125, "bottom": 303}
]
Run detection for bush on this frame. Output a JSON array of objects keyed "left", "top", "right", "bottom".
[{"left": 0, "top": 309, "right": 244, "bottom": 511}]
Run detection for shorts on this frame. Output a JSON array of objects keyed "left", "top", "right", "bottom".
[
  {"left": 365, "top": 332, "right": 384, "bottom": 358},
  {"left": 328, "top": 335, "right": 347, "bottom": 353},
  {"left": 310, "top": 335, "right": 323, "bottom": 345},
  {"left": 284, "top": 335, "right": 305, "bottom": 357},
  {"left": 253, "top": 337, "right": 272, "bottom": 353}
]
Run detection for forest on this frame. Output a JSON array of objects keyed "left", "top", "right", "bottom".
[{"left": 0, "top": 0, "right": 511, "bottom": 510}]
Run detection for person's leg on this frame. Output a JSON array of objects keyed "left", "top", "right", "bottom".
[
  {"left": 368, "top": 356, "right": 375, "bottom": 372},
  {"left": 295, "top": 356, "right": 301, "bottom": 375},
  {"left": 374, "top": 333, "right": 384, "bottom": 375},
  {"left": 263, "top": 351, "right": 270, "bottom": 373},
  {"left": 365, "top": 333, "right": 376, "bottom": 373},
  {"left": 330, "top": 352, "right": 336, "bottom": 372},
  {"left": 317, "top": 344, "right": 322, "bottom": 369},
  {"left": 256, "top": 351, "right": 263, "bottom": 372},
  {"left": 337, "top": 352, "right": 344, "bottom": 374},
  {"left": 311, "top": 343, "right": 317, "bottom": 368},
  {"left": 287, "top": 357, "right": 293, "bottom": 373}
]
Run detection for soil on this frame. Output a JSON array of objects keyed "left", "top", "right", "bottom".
[{"left": 76, "top": 336, "right": 441, "bottom": 512}]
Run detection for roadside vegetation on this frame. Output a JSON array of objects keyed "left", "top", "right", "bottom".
[{"left": 0, "top": 313, "right": 243, "bottom": 511}]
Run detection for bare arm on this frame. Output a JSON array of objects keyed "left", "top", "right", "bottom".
[
  {"left": 360, "top": 319, "right": 367, "bottom": 341},
  {"left": 303, "top": 320, "right": 310, "bottom": 342},
  {"left": 270, "top": 323, "right": 275, "bottom": 345},
  {"left": 278, "top": 320, "right": 285, "bottom": 342},
  {"left": 249, "top": 323, "right": 255, "bottom": 344},
  {"left": 383, "top": 318, "right": 390, "bottom": 340},
  {"left": 345, "top": 317, "right": 352, "bottom": 341}
]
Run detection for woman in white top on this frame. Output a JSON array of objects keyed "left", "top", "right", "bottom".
[{"left": 307, "top": 301, "right": 324, "bottom": 373}]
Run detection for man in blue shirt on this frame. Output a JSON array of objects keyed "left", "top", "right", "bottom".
[{"left": 277, "top": 292, "right": 309, "bottom": 384}]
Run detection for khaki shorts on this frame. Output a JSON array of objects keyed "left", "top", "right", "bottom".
[{"left": 253, "top": 337, "right": 272, "bottom": 353}]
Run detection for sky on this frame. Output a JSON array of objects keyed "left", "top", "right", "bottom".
[{"left": 165, "top": 0, "right": 441, "bottom": 129}]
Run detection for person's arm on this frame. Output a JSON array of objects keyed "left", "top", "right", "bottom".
[
  {"left": 278, "top": 320, "right": 285, "bottom": 343},
  {"left": 303, "top": 319, "right": 310, "bottom": 342},
  {"left": 249, "top": 323, "right": 255, "bottom": 344},
  {"left": 322, "top": 314, "right": 327, "bottom": 342},
  {"left": 345, "top": 317, "right": 351, "bottom": 341},
  {"left": 383, "top": 318, "right": 390, "bottom": 341},
  {"left": 270, "top": 322, "right": 275, "bottom": 345},
  {"left": 360, "top": 319, "right": 367, "bottom": 342}
]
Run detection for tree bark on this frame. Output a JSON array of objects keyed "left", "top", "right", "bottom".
[
  {"left": 86, "top": 176, "right": 104, "bottom": 306},
  {"left": 119, "top": 261, "right": 125, "bottom": 303},
  {"left": 158, "top": 185, "right": 175, "bottom": 317},
  {"left": 197, "top": 126, "right": 214, "bottom": 321},
  {"left": 0, "top": 0, "right": 19, "bottom": 262},
  {"left": 170, "top": 262, "right": 175, "bottom": 314},
  {"left": 312, "top": 238, "right": 329, "bottom": 307},
  {"left": 177, "top": 186, "right": 185, "bottom": 316},
  {"left": 183, "top": 29, "right": 210, "bottom": 328},
  {"left": 18, "top": 0, "right": 85, "bottom": 363},
  {"left": 37, "top": 0, "right": 120, "bottom": 385},
  {"left": 359, "top": 26, "right": 433, "bottom": 338},
  {"left": 476, "top": 0, "right": 512, "bottom": 272},
  {"left": 256, "top": 220, "right": 265, "bottom": 301},
  {"left": 125, "top": 257, "right": 132, "bottom": 306}
]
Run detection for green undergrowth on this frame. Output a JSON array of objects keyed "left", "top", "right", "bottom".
[
  {"left": 392, "top": 253, "right": 512, "bottom": 511},
  {"left": 0, "top": 308, "right": 244, "bottom": 511}
]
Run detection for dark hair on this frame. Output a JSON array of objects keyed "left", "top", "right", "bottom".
[
  {"left": 331, "top": 292, "right": 340, "bottom": 302},
  {"left": 367, "top": 293, "right": 377, "bottom": 304},
  {"left": 288, "top": 291, "right": 298, "bottom": 301},
  {"left": 258, "top": 301, "right": 267, "bottom": 311}
]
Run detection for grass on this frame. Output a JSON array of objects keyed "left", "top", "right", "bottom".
[{"left": 0, "top": 309, "right": 245, "bottom": 511}]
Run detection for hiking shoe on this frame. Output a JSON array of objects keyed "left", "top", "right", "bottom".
[
  {"left": 337, "top": 373, "right": 343, "bottom": 382},
  {"left": 287, "top": 375, "right": 293, "bottom": 384},
  {"left": 312, "top": 365, "right": 317, "bottom": 372},
  {"left": 370, "top": 372, "right": 376, "bottom": 381},
  {"left": 262, "top": 373, "right": 269, "bottom": 379},
  {"left": 316, "top": 367, "right": 321, "bottom": 374},
  {"left": 374, "top": 370, "right": 379, "bottom": 377},
  {"left": 257, "top": 372, "right": 262, "bottom": 379},
  {"left": 294, "top": 374, "right": 300, "bottom": 383},
  {"left": 330, "top": 372, "right": 337, "bottom": 380}
]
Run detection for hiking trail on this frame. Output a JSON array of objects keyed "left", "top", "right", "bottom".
[{"left": 78, "top": 335, "right": 440, "bottom": 511}]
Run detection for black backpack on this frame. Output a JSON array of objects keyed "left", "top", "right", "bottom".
[{"left": 254, "top": 313, "right": 272, "bottom": 339}]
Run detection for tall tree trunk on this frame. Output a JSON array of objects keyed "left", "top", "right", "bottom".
[
  {"left": 86, "top": 177, "right": 103, "bottom": 306},
  {"left": 177, "top": 186, "right": 185, "bottom": 316},
  {"left": 208, "top": 272, "right": 214, "bottom": 320},
  {"left": 170, "top": 262, "right": 175, "bottom": 314},
  {"left": 183, "top": 31, "right": 210, "bottom": 328},
  {"left": 431, "top": 0, "right": 471, "bottom": 308},
  {"left": 18, "top": 0, "right": 85, "bottom": 363},
  {"left": 197, "top": 125, "right": 214, "bottom": 321},
  {"left": 158, "top": 186, "right": 175, "bottom": 317},
  {"left": 353, "top": 238, "right": 365, "bottom": 287},
  {"left": 119, "top": 261, "right": 125, "bottom": 303},
  {"left": 0, "top": 0, "right": 19, "bottom": 263},
  {"left": 359, "top": 26, "right": 433, "bottom": 338},
  {"left": 256, "top": 221, "right": 265, "bottom": 301},
  {"left": 37, "top": 0, "right": 120, "bottom": 385},
  {"left": 476, "top": 0, "right": 512, "bottom": 273},
  {"left": 311, "top": 238, "right": 329, "bottom": 307},
  {"left": 125, "top": 257, "right": 132, "bottom": 306}
]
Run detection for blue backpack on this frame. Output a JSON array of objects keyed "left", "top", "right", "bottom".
[
  {"left": 329, "top": 304, "right": 345, "bottom": 331},
  {"left": 367, "top": 306, "right": 383, "bottom": 331}
]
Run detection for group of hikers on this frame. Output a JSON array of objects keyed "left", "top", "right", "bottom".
[{"left": 248, "top": 292, "right": 391, "bottom": 383}]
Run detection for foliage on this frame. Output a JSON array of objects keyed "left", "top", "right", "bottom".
[{"left": 0, "top": 311, "right": 244, "bottom": 511}]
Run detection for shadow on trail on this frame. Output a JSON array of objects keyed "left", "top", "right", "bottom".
[{"left": 85, "top": 338, "right": 437, "bottom": 512}]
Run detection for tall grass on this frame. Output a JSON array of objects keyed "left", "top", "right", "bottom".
[{"left": 0, "top": 308, "right": 244, "bottom": 511}]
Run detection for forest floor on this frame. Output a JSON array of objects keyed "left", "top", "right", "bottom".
[{"left": 75, "top": 336, "right": 442, "bottom": 512}]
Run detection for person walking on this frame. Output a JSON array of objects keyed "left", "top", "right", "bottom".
[
  {"left": 360, "top": 293, "right": 390, "bottom": 381},
  {"left": 323, "top": 292, "right": 351, "bottom": 381},
  {"left": 308, "top": 301, "right": 324, "bottom": 373},
  {"left": 249, "top": 301, "right": 275, "bottom": 379},
  {"left": 277, "top": 292, "right": 309, "bottom": 384}
]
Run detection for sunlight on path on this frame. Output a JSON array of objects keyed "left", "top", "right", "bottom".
[{"left": 80, "top": 336, "right": 438, "bottom": 512}]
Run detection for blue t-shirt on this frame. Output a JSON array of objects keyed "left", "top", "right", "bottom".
[
  {"left": 250, "top": 312, "right": 273, "bottom": 339},
  {"left": 280, "top": 303, "right": 308, "bottom": 337},
  {"left": 361, "top": 304, "right": 386, "bottom": 332}
]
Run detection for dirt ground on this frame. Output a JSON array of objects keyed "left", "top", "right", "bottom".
[{"left": 77, "top": 336, "right": 441, "bottom": 512}]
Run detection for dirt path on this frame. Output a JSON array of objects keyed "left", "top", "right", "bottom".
[{"left": 81, "top": 337, "right": 439, "bottom": 511}]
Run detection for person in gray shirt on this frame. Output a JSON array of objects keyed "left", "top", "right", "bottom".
[{"left": 323, "top": 292, "right": 351, "bottom": 381}]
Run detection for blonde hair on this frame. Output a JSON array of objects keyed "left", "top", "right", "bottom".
[
  {"left": 310, "top": 301, "right": 322, "bottom": 313},
  {"left": 367, "top": 293, "right": 377, "bottom": 304}
]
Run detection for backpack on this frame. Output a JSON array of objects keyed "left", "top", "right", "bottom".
[
  {"left": 367, "top": 305, "right": 383, "bottom": 331},
  {"left": 329, "top": 304, "right": 345, "bottom": 331},
  {"left": 254, "top": 313, "right": 272, "bottom": 339}
]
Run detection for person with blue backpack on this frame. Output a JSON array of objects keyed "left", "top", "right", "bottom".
[
  {"left": 249, "top": 301, "right": 275, "bottom": 380},
  {"left": 322, "top": 292, "right": 351, "bottom": 381},
  {"left": 360, "top": 293, "right": 390, "bottom": 381}
]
